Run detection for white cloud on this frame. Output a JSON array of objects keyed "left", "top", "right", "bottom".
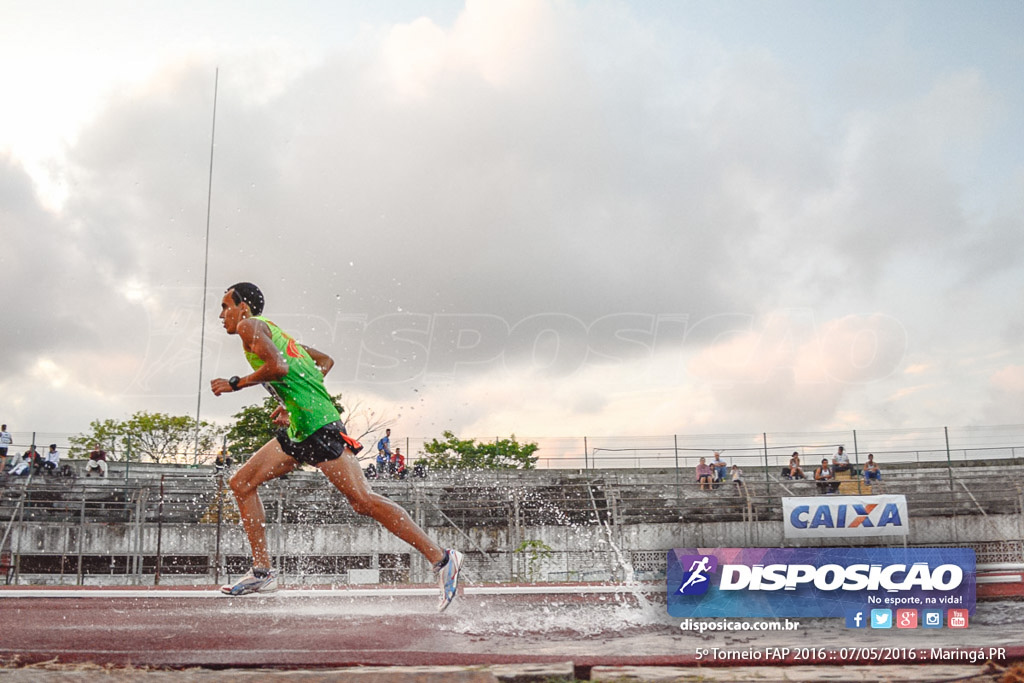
[{"left": 1, "top": 0, "right": 1023, "bottom": 443}]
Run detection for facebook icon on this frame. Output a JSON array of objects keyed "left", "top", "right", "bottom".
[{"left": 845, "top": 610, "right": 867, "bottom": 629}]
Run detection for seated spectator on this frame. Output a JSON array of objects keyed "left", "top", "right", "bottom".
[
  {"left": 710, "top": 451, "right": 728, "bottom": 484},
  {"left": 788, "top": 451, "right": 805, "bottom": 479},
  {"left": 695, "top": 457, "right": 714, "bottom": 491},
  {"left": 815, "top": 458, "right": 839, "bottom": 494},
  {"left": 730, "top": 464, "right": 746, "bottom": 493},
  {"left": 85, "top": 445, "right": 109, "bottom": 478},
  {"left": 8, "top": 452, "right": 33, "bottom": 476},
  {"left": 22, "top": 445, "right": 41, "bottom": 472},
  {"left": 392, "top": 447, "right": 407, "bottom": 479},
  {"left": 35, "top": 444, "right": 60, "bottom": 475},
  {"left": 214, "top": 450, "right": 233, "bottom": 474},
  {"left": 863, "top": 453, "right": 881, "bottom": 483},
  {"left": 833, "top": 445, "right": 852, "bottom": 474}
]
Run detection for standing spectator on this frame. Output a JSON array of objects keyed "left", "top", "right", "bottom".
[
  {"left": 710, "top": 451, "right": 728, "bottom": 484},
  {"left": 86, "top": 445, "right": 108, "bottom": 478},
  {"left": 863, "top": 453, "right": 882, "bottom": 484},
  {"left": 377, "top": 428, "right": 392, "bottom": 464},
  {"left": 36, "top": 444, "right": 60, "bottom": 475},
  {"left": 833, "top": 445, "right": 851, "bottom": 474},
  {"left": 815, "top": 458, "right": 838, "bottom": 494},
  {"left": 0, "top": 424, "right": 12, "bottom": 472},
  {"left": 695, "top": 457, "right": 714, "bottom": 491},
  {"left": 374, "top": 437, "right": 390, "bottom": 478}
]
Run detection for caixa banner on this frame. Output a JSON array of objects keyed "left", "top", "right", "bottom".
[
  {"left": 783, "top": 495, "right": 909, "bottom": 539},
  {"left": 667, "top": 547, "right": 975, "bottom": 618}
]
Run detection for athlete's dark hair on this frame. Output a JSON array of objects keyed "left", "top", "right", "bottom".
[{"left": 227, "top": 282, "right": 265, "bottom": 316}]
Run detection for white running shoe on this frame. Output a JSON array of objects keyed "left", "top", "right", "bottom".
[
  {"left": 220, "top": 568, "right": 279, "bottom": 596},
  {"left": 436, "top": 549, "right": 464, "bottom": 613}
]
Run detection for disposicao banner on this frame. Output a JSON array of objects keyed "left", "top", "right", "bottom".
[
  {"left": 782, "top": 494, "right": 909, "bottom": 539},
  {"left": 667, "top": 547, "right": 976, "bottom": 618}
]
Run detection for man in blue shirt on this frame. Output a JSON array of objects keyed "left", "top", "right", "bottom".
[
  {"left": 376, "top": 428, "right": 392, "bottom": 473},
  {"left": 710, "top": 452, "right": 728, "bottom": 484}
]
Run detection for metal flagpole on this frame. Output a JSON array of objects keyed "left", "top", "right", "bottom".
[{"left": 194, "top": 68, "right": 219, "bottom": 465}]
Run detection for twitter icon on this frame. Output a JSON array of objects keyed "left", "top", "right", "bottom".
[{"left": 871, "top": 609, "right": 892, "bottom": 629}]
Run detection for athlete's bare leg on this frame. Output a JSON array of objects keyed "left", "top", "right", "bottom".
[
  {"left": 318, "top": 451, "right": 445, "bottom": 566},
  {"left": 228, "top": 439, "right": 298, "bottom": 569}
]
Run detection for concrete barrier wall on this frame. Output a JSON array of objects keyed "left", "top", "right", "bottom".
[{"left": 10, "top": 509, "right": 1022, "bottom": 586}]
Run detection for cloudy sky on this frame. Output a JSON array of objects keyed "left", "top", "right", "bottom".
[{"left": 2, "top": 0, "right": 1022, "bottom": 450}]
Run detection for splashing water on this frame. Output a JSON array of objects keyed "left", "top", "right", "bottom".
[
  {"left": 598, "top": 518, "right": 663, "bottom": 622},
  {"left": 207, "top": 591, "right": 1024, "bottom": 658},
  {"left": 443, "top": 595, "right": 675, "bottom": 639}
]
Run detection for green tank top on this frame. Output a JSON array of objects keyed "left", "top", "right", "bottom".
[{"left": 245, "top": 317, "right": 341, "bottom": 442}]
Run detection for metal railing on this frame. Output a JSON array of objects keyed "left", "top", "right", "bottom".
[
  {"left": 4, "top": 425, "right": 1024, "bottom": 471},
  {"left": 5, "top": 424, "right": 1024, "bottom": 476},
  {"left": 4, "top": 457, "right": 1024, "bottom": 586}
]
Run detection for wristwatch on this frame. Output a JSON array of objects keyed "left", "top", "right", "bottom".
[{"left": 228, "top": 376, "right": 241, "bottom": 391}]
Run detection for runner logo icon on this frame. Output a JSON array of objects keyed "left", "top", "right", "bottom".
[{"left": 676, "top": 554, "right": 718, "bottom": 595}]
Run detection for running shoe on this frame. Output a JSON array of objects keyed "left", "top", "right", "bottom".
[
  {"left": 436, "top": 549, "right": 464, "bottom": 612},
  {"left": 220, "top": 568, "right": 279, "bottom": 596}
]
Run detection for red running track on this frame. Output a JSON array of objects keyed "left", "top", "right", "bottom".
[
  {"left": 0, "top": 585, "right": 678, "bottom": 670},
  {"left": 2, "top": 585, "right": 1023, "bottom": 671}
]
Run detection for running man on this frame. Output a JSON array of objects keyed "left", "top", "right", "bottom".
[{"left": 211, "top": 283, "right": 462, "bottom": 610}]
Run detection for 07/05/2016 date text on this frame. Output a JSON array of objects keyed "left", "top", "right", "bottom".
[{"left": 694, "top": 647, "right": 1007, "bottom": 663}]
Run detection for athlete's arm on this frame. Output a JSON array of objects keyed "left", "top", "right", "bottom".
[
  {"left": 269, "top": 405, "right": 291, "bottom": 427},
  {"left": 302, "top": 345, "right": 334, "bottom": 377},
  {"left": 211, "top": 318, "right": 289, "bottom": 396}
]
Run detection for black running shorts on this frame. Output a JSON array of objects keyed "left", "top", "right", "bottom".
[{"left": 276, "top": 421, "right": 363, "bottom": 466}]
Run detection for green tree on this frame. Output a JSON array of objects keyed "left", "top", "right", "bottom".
[
  {"left": 68, "top": 418, "right": 123, "bottom": 459},
  {"left": 514, "top": 539, "right": 553, "bottom": 582},
  {"left": 70, "top": 411, "right": 223, "bottom": 463},
  {"left": 422, "top": 431, "right": 539, "bottom": 470},
  {"left": 225, "top": 393, "right": 364, "bottom": 461},
  {"left": 225, "top": 396, "right": 280, "bottom": 458}
]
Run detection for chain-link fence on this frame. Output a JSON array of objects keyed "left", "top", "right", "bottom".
[{"left": 5, "top": 424, "right": 1024, "bottom": 469}]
